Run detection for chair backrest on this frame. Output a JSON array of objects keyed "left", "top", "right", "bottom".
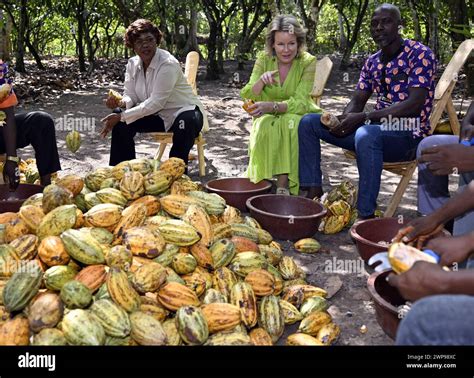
[
  {"left": 311, "top": 56, "right": 333, "bottom": 106},
  {"left": 184, "top": 51, "right": 199, "bottom": 95},
  {"left": 428, "top": 39, "right": 473, "bottom": 133},
  {"left": 434, "top": 38, "right": 473, "bottom": 100}
]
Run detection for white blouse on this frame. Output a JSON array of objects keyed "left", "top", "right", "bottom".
[{"left": 121, "top": 48, "right": 208, "bottom": 132}]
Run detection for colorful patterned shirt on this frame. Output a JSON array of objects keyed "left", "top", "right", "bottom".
[
  {"left": 356, "top": 39, "right": 436, "bottom": 137},
  {"left": 0, "top": 59, "right": 18, "bottom": 109}
]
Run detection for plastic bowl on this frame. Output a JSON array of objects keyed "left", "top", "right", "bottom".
[
  {"left": 367, "top": 269, "right": 407, "bottom": 340},
  {"left": 350, "top": 217, "right": 407, "bottom": 262},
  {"left": 0, "top": 184, "right": 44, "bottom": 213},
  {"left": 246, "top": 194, "right": 327, "bottom": 241},
  {"left": 205, "top": 178, "right": 272, "bottom": 211}
]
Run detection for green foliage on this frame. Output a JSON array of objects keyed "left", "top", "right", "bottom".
[{"left": 0, "top": 0, "right": 472, "bottom": 71}]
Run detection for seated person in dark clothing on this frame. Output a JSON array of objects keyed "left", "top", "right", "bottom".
[
  {"left": 298, "top": 3, "right": 436, "bottom": 220},
  {"left": 0, "top": 59, "right": 61, "bottom": 189},
  {"left": 100, "top": 19, "right": 208, "bottom": 168}
]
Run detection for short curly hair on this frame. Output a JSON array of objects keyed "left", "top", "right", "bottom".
[{"left": 124, "top": 19, "right": 163, "bottom": 49}]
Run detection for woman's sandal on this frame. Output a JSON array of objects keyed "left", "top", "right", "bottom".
[{"left": 276, "top": 187, "right": 290, "bottom": 195}]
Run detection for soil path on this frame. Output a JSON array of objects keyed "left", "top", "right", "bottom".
[{"left": 16, "top": 57, "right": 467, "bottom": 345}]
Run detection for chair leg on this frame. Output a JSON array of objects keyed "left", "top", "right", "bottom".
[
  {"left": 155, "top": 143, "right": 167, "bottom": 161},
  {"left": 197, "top": 142, "right": 206, "bottom": 177},
  {"left": 383, "top": 164, "right": 417, "bottom": 218}
]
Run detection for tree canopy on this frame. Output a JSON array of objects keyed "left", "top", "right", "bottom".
[{"left": 0, "top": 0, "right": 473, "bottom": 91}]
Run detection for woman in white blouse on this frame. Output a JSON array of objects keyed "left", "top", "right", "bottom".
[{"left": 101, "top": 19, "right": 207, "bottom": 168}]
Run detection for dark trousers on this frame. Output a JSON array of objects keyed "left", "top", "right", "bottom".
[
  {"left": 109, "top": 106, "right": 203, "bottom": 166},
  {"left": 0, "top": 111, "right": 61, "bottom": 176}
]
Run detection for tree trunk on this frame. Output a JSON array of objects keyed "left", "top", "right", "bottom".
[
  {"left": 206, "top": 22, "right": 220, "bottom": 80},
  {"left": 183, "top": 8, "right": 201, "bottom": 56},
  {"left": 337, "top": 10, "right": 347, "bottom": 51},
  {"left": 15, "top": 0, "right": 27, "bottom": 73},
  {"left": 0, "top": 10, "right": 11, "bottom": 61},
  {"left": 339, "top": 0, "right": 369, "bottom": 69},
  {"left": 217, "top": 25, "right": 225, "bottom": 73},
  {"left": 173, "top": 3, "right": 188, "bottom": 58},
  {"left": 295, "top": 0, "right": 325, "bottom": 53},
  {"left": 427, "top": 0, "right": 439, "bottom": 58},
  {"left": 236, "top": 0, "right": 272, "bottom": 69},
  {"left": 448, "top": 0, "right": 474, "bottom": 95},
  {"left": 202, "top": 0, "right": 238, "bottom": 79},
  {"left": 24, "top": 39, "right": 44, "bottom": 70},
  {"left": 76, "top": 2, "right": 87, "bottom": 72},
  {"left": 406, "top": 0, "right": 421, "bottom": 41}
]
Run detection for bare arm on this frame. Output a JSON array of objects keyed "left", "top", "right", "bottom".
[
  {"left": 342, "top": 89, "right": 371, "bottom": 114},
  {"left": 460, "top": 101, "right": 474, "bottom": 140},
  {"left": 366, "top": 87, "right": 428, "bottom": 122}
]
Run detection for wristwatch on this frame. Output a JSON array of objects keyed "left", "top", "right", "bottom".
[
  {"left": 6, "top": 155, "right": 20, "bottom": 164},
  {"left": 272, "top": 102, "right": 279, "bottom": 115}
]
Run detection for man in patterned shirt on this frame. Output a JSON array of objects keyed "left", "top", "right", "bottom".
[
  {"left": 0, "top": 60, "right": 61, "bottom": 189},
  {"left": 298, "top": 3, "right": 436, "bottom": 219}
]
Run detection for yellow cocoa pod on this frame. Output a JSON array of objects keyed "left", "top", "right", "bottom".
[
  {"left": 0, "top": 315, "right": 30, "bottom": 345},
  {"left": 316, "top": 322, "right": 340, "bottom": 345},
  {"left": 18, "top": 205, "right": 45, "bottom": 234},
  {"left": 156, "top": 282, "right": 200, "bottom": 311},
  {"left": 159, "top": 157, "right": 186, "bottom": 180},
  {"left": 388, "top": 242, "right": 439, "bottom": 274},
  {"left": 66, "top": 131, "right": 81, "bottom": 153},
  {"left": 84, "top": 203, "right": 123, "bottom": 230},
  {"left": 129, "top": 195, "right": 161, "bottom": 216},
  {"left": 9, "top": 234, "right": 38, "bottom": 260},
  {"left": 119, "top": 171, "right": 145, "bottom": 200},
  {"left": 160, "top": 194, "right": 201, "bottom": 218},
  {"left": 55, "top": 174, "right": 84, "bottom": 196},
  {"left": 244, "top": 269, "right": 275, "bottom": 296},
  {"left": 106, "top": 268, "right": 141, "bottom": 313},
  {"left": 294, "top": 238, "right": 321, "bottom": 254},
  {"left": 298, "top": 311, "right": 333, "bottom": 336},
  {"left": 286, "top": 333, "right": 323, "bottom": 346},
  {"left": 113, "top": 203, "right": 147, "bottom": 240},
  {"left": 182, "top": 204, "right": 213, "bottom": 247},
  {"left": 249, "top": 327, "right": 273, "bottom": 346},
  {"left": 123, "top": 226, "right": 165, "bottom": 258},
  {"left": 201, "top": 303, "right": 242, "bottom": 333},
  {"left": 190, "top": 242, "right": 214, "bottom": 271}
]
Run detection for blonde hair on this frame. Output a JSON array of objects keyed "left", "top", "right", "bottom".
[{"left": 265, "top": 14, "right": 306, "bottom": 57}]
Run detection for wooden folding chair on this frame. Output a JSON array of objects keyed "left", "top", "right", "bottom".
[
  {"left": 311, "top": 56, "right": 333, "bottom": 106},
  {"left": 151, "top": 51, "right": 207, "bottom": 177},
  {"left": 343, "top": 38, "right": 474, "bottom": 216}
]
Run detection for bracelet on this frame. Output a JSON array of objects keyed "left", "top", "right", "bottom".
[{"left": 272, "top": 102, "right": 279, "bottom": 115}]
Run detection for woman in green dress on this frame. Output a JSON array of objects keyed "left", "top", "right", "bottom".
[{"left": 240, "top": 14, "right": 322, "bottom": 195}]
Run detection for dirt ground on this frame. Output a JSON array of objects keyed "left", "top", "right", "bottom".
[{"left": 16, "top": 56, "right": 468, "bottom": 345}]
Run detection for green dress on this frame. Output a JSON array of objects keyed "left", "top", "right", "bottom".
[{"left": 240, "top": 51, "right": 322, "bottom": 195}]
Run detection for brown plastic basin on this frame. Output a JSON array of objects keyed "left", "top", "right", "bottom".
[
  {"left": 0, "top": 184, "right": 44, "bottom": 213},
  {"left": 205, "top": 178, "right": 272, "bottom": 211},
  {"left": 246, "top": 194, "right": 327, "bottom": 241},
  {"left": 367, "top": 269, "right": 407, "bottom": 340},
  {"left": 350, "top": 217, "right": 407, "bottom": 262}
]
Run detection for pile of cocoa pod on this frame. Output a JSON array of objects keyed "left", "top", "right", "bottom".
[
  {"left": 0, "top": 157, "right": 340, "bottom": 346},
  {"left": 0, "top": 158, "right": 45, "bottom": 185}
]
